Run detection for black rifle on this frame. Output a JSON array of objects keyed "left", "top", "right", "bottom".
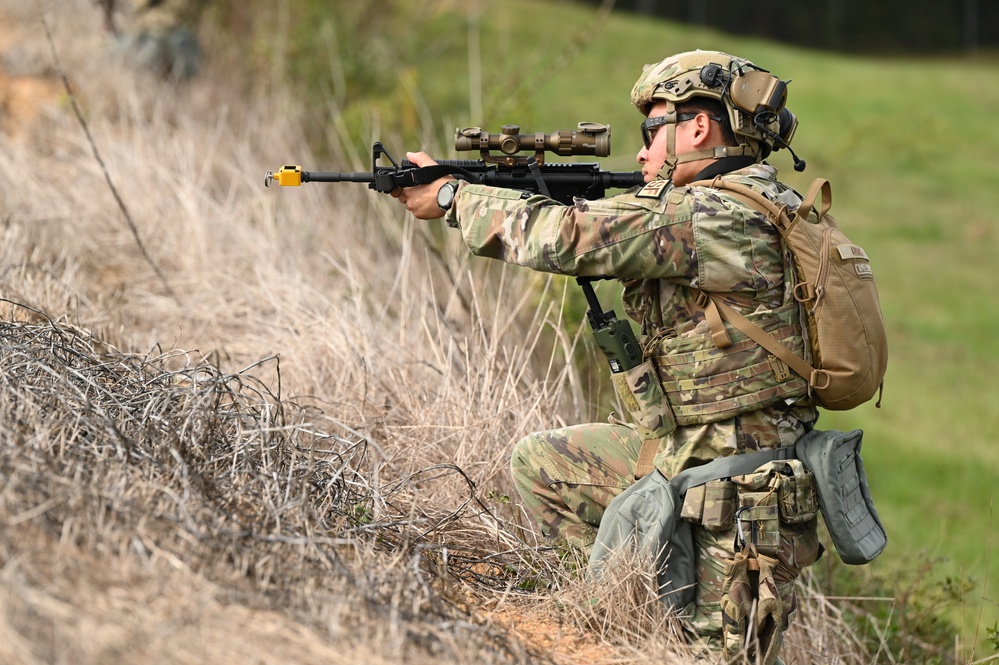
[
  {"left": 266, "top": 124, "right": 646, "bottom": 373},
  {"left": 266, "top": 126, "right": 644, "bottom": 206}
]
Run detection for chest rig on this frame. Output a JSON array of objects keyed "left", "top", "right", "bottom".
[{"left": 641, "top": 280, "right": 810, "bottom": 427}]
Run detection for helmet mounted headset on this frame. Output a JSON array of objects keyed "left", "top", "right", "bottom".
[{"left": 631, "top": 50, "right": 806, "bottom": 181}]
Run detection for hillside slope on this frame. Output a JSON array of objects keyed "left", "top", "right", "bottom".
[{"left": 2, "top": 1, "right": 993, "bottom": 664}]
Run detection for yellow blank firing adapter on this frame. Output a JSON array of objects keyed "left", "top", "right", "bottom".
[{"left": 264, "top": 165, "right": 303, "bottom": 187}]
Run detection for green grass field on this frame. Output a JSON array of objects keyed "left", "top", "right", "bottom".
[{"left": 274, "top": 0, "right": 999, "bottom": 650}]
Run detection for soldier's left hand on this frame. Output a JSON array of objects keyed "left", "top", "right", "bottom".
[{"left": 391, "top": 152, "right": 452, "bottom": 220}]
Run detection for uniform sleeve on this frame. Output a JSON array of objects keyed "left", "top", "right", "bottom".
[{"left": 443, "top": 181, "right": 701, "bottom": 283}]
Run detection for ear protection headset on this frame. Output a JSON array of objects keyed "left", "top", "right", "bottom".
[{"left": 631, "top": 51, "right": 806, "bottom": 179}]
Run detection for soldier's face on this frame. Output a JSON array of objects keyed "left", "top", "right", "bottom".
[{"left": 636, "top": 102, "right": 697, "bottom": 184}]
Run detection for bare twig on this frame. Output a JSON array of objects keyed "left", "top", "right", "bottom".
[{"left": 39, "top": 14, "right": 176, "bottom": 300}]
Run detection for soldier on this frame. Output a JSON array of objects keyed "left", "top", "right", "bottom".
[
  {"left": 393, "top": 50, "right": 822, "bottom": 664},
  {"left": 112, "top": 0, "right": 210, "bottom": 80}
]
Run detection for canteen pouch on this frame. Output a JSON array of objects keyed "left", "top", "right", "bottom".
[{"left": 794, "top": 429, "right": 887, "bottom": 564}]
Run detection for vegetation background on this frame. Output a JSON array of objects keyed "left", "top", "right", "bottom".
[{"left": 0, "top": 0, "right": 996, "bottom": 663}]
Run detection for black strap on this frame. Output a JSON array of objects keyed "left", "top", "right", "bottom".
[{"left": 379, "top": 164, "right": 482, "bottom": 192}]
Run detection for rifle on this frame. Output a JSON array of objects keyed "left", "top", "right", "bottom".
[
  {"left": 265, "top": 123, "right": 645, "bottom": 373},
  {"left": 265, "top": 123, "right": 643, "bottom": 206}
]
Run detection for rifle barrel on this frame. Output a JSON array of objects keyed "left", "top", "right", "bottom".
[{"left": 303, "top": 171, "right": 374, "bottom": 183}]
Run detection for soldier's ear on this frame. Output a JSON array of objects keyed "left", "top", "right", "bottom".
[{"left": 689, "top": 113, "right": 715, "bottom": 146}]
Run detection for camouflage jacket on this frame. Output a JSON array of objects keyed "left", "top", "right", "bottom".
[{"left": 444, "top": 163, "right": 817, "bottom": 475}]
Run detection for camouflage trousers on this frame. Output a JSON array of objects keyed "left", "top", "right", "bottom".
[{"left": 510, "top": 422, "right": 821, "bottom": 654}]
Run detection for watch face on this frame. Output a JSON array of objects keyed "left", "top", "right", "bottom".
[{"left": 437, "top": 182, "right": 456, "bottom": 209}]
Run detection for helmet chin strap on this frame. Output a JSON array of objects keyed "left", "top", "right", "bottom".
[
  {"left": 653, "top": 101, "right": 759, "bottom": 182},
  {"left": 655, "top": 102, "right": 680, "bottom": 181}
]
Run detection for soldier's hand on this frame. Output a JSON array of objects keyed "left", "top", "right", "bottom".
[{"left": 391, "top": 152, "right": 454, "bottom": 220}]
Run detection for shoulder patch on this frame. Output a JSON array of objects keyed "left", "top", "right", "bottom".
[{"left": 635, "top": 179, "right": 669, "bottom": 200}]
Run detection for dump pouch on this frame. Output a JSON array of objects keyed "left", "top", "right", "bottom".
[
  {"left": 794, "top": 429, "right": 887, "bottom": 564},
  {"left": 587, "top": 469, "right": 695, "bottom": 611}
]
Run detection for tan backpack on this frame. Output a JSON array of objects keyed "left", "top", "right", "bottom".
[{"left": 691, "top": 177, "right": 888, "bottom": 410}]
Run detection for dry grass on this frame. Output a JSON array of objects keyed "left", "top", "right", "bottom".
[{"left": 0, "top": 1, "right": 878, "bottom": 663}]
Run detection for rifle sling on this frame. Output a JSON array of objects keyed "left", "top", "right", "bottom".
[{"left": 404, "top": 164, "right": 482, "bottom": 186}]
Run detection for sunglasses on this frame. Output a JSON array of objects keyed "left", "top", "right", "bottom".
[{"left": 641, "top": 112, "right": 724, "bottom": 148}]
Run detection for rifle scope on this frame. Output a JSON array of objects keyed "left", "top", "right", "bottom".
[{"left": 455, "top": 123, "right": 611, "bottom": 164}]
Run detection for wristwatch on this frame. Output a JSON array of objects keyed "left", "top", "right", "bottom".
[{"left": 436, "top": 180, "right": 459, "bottom": 211}]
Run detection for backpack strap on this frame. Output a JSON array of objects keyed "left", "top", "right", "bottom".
[
  {"left": 686, "top": 176, "right": 833, "bottom": 391},
  {"left": 699, "top": 292, "right": 831, "bottom": 391},
  {"left": 670, "top": 445, "right": 796, "bottom": 494}
]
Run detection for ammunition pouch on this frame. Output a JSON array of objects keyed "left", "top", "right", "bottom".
[{"left": 680, "top": 478, "right": 736, "bottom": 531}]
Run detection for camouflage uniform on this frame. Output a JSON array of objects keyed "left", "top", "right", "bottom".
[
  {"left": 443, "top": 160, "right": 822, "bottom": 654},
  {"left": 119, "top": 0, "right": 211, "bottom": 80}
]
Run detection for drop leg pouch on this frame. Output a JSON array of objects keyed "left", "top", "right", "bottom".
[{"left": 794, "top": 429, "right": 887, "bottom": 565}]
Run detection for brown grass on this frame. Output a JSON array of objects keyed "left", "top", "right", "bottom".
[{"left": 0, "top": 1, "right": 877, "bottom": 663}]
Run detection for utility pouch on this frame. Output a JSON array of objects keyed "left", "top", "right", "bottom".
[
  {"left": 735, "top": 488, "right": 780, "bottom": 555},
  {"left": 610, "top": 359, "right": 677, "bottom": 442},
  {"left": 702, "top": 479, "right": 737, "bottom": 530},
  {"left": 776, "top": 460, "right": 819, "bottom": 524},
  {"left": 681, "top": 479, "right": 737, "bottom": 530}
]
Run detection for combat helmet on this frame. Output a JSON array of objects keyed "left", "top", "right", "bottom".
[{"left": 631, "top": 50, "right": 804, "bottom": 180}]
